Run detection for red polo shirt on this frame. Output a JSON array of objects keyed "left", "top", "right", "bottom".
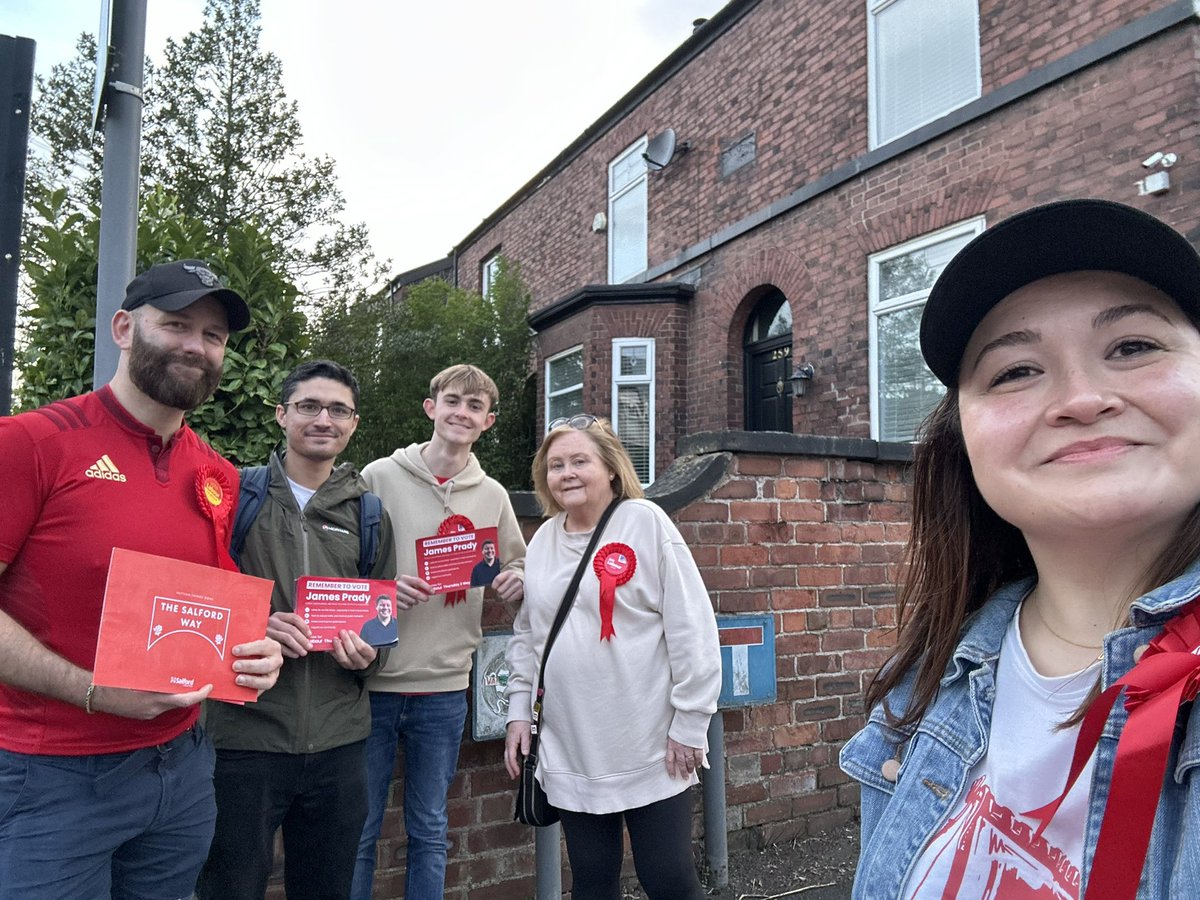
[{"left": 0, "top": 387, "right": 238, "bottom": 754}]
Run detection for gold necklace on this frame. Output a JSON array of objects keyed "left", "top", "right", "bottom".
[{"left": 1030, "top": 598, "right": 1104, "bottom": 651}]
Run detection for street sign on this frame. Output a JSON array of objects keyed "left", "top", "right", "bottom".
[
  {"left": 91, "top": 0, "right": 113, "bottom": 132},
  {"left": 717, "top": 614, "right": 776, "bottom": 708}
]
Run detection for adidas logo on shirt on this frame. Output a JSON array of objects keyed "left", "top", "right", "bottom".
[{"left": 85, "top": 454, "right": 127, "bottom": 482}]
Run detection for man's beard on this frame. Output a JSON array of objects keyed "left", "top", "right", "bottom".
[{"left": 128, "top": 323, "right": 223, "bottom": 411}]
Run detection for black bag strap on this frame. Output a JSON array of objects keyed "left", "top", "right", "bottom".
[{"left": 530, "top": 497, "right": 622, "bottom": 748}]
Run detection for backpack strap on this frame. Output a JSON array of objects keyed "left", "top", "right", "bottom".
[
  {"left": 231, "top": 464, "right": 382, "bottom": 578},
  {"left": 230, "top": 465, "right": 270, "bottom": 568},
  {"left": 357, "top": 491, "right": 383, "bottom": 578}
]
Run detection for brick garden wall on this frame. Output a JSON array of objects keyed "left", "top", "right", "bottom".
[{"left": 357, "top": 446, "right": 910, "bottom": 898}]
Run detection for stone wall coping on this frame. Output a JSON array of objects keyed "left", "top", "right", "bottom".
[
  {"left": 678, "top": 431, "right": 913, "bottom": 463},
  {"left": 509, "top": 432, "right": 912, "bottom": 518}
]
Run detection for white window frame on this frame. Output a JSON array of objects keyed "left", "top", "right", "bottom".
[
  {"left": 545, "top": 346, "right": 584, "bottom": 431},
  {"left": 607, "top": 137, "right": 649, "bottom": 284},
  {"left": 481, "top": 251, "right": 501, "bottom": 302},
  {"left": 611, "top": 338, "right": 656, "bottom": 485},
  {"left": 867, "top": 0, "right": 982, "bottom": 148},
  {"left": 868, "top": 217, "right": 984, "bottom": 441}
]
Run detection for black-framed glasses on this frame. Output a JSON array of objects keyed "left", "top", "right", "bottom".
[
  {"left": 548, "top": 414, "right": 598, "bottom": 431},
  {"left": 284, "top": 400, "right": 357, "bottom": 420}
]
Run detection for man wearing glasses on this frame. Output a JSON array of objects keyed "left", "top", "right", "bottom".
[{"left": 198, "top": 359, "right": 397, "bottom": 900}]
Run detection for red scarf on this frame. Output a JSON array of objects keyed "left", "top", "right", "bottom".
[{"left": 1025, "top": 600, "right": 1200, "bottom": 899}]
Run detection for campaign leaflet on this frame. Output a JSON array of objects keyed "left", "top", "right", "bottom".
[
  {"left": 94, "top": 548, "right": 274, "bottom": 704},
  {"left": 415, "top": 526, "right": 500, "bottom": 594},
  {"left": 295, "top": 577, "right": 399, "bottom": 648}
]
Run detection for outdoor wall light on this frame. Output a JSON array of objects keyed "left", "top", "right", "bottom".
[
  {"left": 1137, "top": 151, "right": 1177, "bottom": 196},
  {"left": 789, "top": 363, "right": 815, "bottom": 398}
]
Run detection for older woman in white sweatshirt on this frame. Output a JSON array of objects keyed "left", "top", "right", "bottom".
[{"left": 504, "top": 415, "right": 721, "bottom": 900}]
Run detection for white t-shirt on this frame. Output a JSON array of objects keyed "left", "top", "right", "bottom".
[
  {"left": 903, "top": 606, "right": 1099, "bottom": 899},
  {"left": 286, "top": 475, "right": 316, "bottom": 511}
]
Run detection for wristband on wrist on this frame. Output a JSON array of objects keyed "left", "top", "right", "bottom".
[{"left": 84, "top": 682, "right": 97, "bottom": 715}]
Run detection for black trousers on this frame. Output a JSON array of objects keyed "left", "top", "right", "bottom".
[
  {"left": 558, "top": 787, "right": 706, "bottom": 900},
  {"left": 196, "top": 740, "right": 367, "bottom": 900}
]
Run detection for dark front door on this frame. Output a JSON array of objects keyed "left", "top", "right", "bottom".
[{"left": 745, "top": 336, "right": 792, "bottom": 432}]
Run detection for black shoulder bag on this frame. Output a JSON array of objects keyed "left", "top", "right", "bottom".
[{"left": 514, "top": 497, "right": 622, "bottom": 827}]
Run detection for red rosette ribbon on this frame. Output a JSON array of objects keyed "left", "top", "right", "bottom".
[
  {"left": 592, "top": 543, "right": 636, "bottom": 641},
  {"left": 195, "top": 465, "right": 238, "bottom": 571},
  {"left": 1023, "top": 599, "right": 1200, "bottom": 900},
  {"left": 438, "top": 514, "right": 475, "bottom": 607}
]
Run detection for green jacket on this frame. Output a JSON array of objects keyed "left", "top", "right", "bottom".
[{"left": 204, "top": 451, "right": 397, "bottom": 754}]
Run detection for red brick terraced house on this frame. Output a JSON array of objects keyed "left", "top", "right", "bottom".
[{"left": 358, "top": 2, "right": 1200, "bottom": 896}]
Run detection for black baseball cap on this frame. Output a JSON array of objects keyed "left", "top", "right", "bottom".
[
  {"left": 121, "top": 259, "right": 251, "bottom": 332},
  {"left": 919, "top": 199, "right": 1200, "bottom": 386}
]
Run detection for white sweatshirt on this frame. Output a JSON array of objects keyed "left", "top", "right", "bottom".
[{"left": 505, "top": 499, "right": 721, "bottom": 814}]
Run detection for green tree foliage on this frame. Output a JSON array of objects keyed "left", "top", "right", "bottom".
[
  {"left": 18, "top": 186, "right": 307, "bottom": 465},
  {"left": 146, "top": 0, "right": 381, "bottom": 297},
  {"left": 25, "top": 34, "right": 109, "bottom": 212},
  {"left": 26, "top": 0, "right": 382, "bottom": 304},
  {"left": 311, "top": 258, "right": 536, "bottom": 488}
]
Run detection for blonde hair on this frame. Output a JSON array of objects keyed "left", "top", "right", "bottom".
[
  {"left": 532, "top": 417, "right": 645, "bottom": 516},
  {"left": 428, "top": 364, "right": 499, "bottom": 411}
]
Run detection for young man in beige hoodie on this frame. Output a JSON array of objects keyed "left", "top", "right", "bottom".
[{"left": 351, "top": 364, "right": 526, "bottom": 900}]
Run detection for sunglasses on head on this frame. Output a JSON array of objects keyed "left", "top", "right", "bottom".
[{"left": 548, "top": 414, "right": 598, "bottom": 431}]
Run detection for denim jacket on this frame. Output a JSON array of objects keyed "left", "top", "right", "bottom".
[{"left": 840, "top": 562, "right": 1200, "bottom": 899}]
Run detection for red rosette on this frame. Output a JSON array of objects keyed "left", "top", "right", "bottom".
[
  {"left": 195, "top": 465, "right": 237, "bottom": 571},
  {"left": 437, "top": 514, "right": 474, "bottom": 536},
  {"left": 438, "top": 514, "right": 475, "bottom": 606},
  {"left": 1024, "top": 598, "right": 1200, "bottom": 899},
  {"left": 592, "top": 543, "right": 636, "bottom": 641}
]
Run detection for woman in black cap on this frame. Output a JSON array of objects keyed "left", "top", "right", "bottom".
[{"left": 841, "top": 199, "right": 1200, "bottom": 899}]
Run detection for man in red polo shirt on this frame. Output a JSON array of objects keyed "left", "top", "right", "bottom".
[{"left": 0, "top": 260, "right": 283, "bottom": 899}]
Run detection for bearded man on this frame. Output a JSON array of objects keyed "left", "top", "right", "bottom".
[{"left": 0, "top": 259, "right": 284, "bottom": 900}]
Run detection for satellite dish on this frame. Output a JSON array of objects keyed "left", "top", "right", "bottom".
[{"left": 643, "top": 128, "right": 678, "bottom": 169}]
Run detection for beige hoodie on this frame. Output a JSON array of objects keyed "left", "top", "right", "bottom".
[{"left": 362, "top": 442, "right": 526, "bottom": 693}]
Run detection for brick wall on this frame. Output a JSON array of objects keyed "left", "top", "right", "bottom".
[
  {"left": 355, "top": 448, "right": 909, "bottom": 897},
  {"left": 453, "top": 3, "right": 1200, "bottom": 462},
  {"left": 455, "top": 0, "right": 1181, "bottom": 302}
]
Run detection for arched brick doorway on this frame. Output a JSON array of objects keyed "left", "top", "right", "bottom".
[{"left": 743, "top": 287, "right": 793, "bottom": 432}]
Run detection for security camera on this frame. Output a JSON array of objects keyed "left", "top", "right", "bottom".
[{"left": 1142, "top": 152, "right": 1165, "bottom": 168}]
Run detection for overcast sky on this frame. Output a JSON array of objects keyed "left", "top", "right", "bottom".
[{"left": 6, "top": 0, "right": 719, "bottom": 287}]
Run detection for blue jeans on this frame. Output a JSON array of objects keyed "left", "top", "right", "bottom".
[
  {"left": 0, "top": 725, "right": 216, "bottom": 900},
  {"left": 351, "top": 691, "right": 468, "bottom": 900}
]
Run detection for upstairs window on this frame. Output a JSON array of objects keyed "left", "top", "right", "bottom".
[
  {"left": 611, "top": 339, "right": 655, "bottom": 485},
  {"left": 608, "top": 138, "right": 648, "bottom": 283},
  {"left": 868, "top": 218, "right": 983, "bottom": 441},
  {"left": 868, "top": 0, "right": 981, "bottom": 147},
  {"left": 481, "top": 252, "right": 501, "bottom": 301},
  {"left": 545, "top": 347, "right": 584, "bottom": 429}
]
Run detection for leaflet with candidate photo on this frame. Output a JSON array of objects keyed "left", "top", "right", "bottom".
[
  {"left": 94, "top": 548, "right": 273, "bottom": 704},
  {"left": 295, "top": 577, "right": 399, "bottom": 648},
  {"left": 416, "top": 526, "right": 500, "bottom": 593}
]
